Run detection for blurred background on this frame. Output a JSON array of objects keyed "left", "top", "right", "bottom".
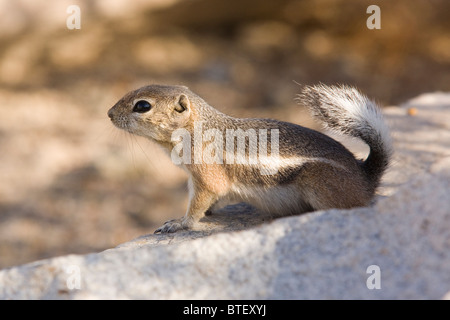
[{"left": 0, "top": 0, "right": 449, "bottom": 268}]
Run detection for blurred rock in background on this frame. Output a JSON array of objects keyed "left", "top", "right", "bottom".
[{"left": 0, "top": 0, "right": 449, "bottom": 268}]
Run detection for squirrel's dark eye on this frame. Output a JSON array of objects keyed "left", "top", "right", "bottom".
[{"left": 133, "top": 100, "right": 152, "bottom": 113}]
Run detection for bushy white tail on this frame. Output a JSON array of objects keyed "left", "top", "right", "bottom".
[{"left": 297, "top": 84, "right": 393, "bottom": 187}]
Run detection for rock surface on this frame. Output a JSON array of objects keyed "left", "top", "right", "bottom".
[{"left": 0, "top": 93, "right": 449, "bottom": 299}]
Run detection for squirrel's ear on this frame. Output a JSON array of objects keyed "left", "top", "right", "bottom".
[{"left": 175, "top": 94, "right": 189, "bottom": 113}]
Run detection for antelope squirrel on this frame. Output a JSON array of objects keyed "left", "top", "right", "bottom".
[{"left": 108, "top": 84, "right": 393, "bottom": 233}]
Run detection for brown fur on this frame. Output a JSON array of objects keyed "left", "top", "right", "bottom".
[{"left": 108, "top": 84, "right": 391, "bottom": 233}]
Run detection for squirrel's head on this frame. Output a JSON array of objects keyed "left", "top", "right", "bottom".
[{"left": 108, "top": 85, "right": 195, "bottom": 141}]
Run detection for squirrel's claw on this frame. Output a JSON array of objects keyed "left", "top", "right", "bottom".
[{"left": 154, "top": 218, "right": 188, "bottom": 234}]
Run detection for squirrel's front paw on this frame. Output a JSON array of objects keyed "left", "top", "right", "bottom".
[{"left": 154, "top": 217, "right": 192, "bottom": 234}]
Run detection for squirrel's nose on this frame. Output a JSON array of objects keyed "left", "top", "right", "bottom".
[{"left": 107, "top": 108, "right": 114, "bottom": 120}]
